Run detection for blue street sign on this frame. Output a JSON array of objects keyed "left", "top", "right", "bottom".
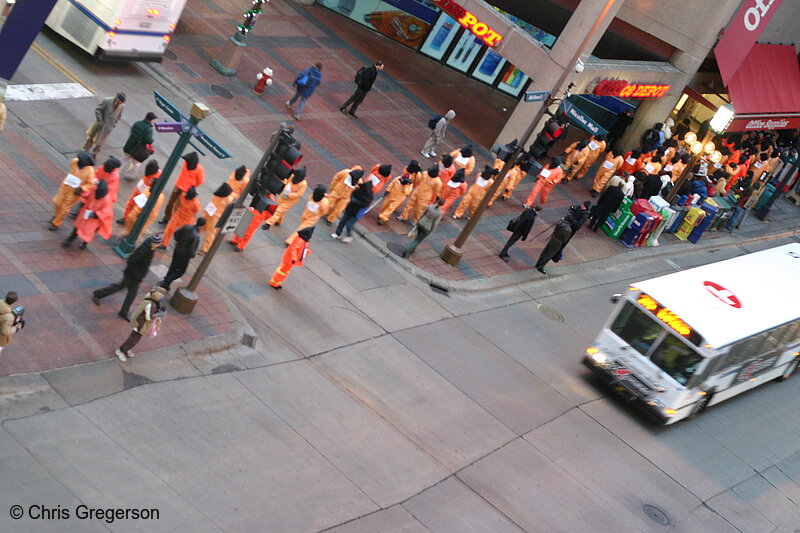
[
  {"left": 524, "top": 90, "right": 549, "bottom": 103},
  {"left": 155, "top": 121, "right": 186, "bottom": 134},
  {"left": 152, "top": 91, "right": 231, "bottom": 159}
]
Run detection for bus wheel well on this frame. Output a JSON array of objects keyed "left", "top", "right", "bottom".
[
  {"left": 687, "top": 389, "right": 715, "bottom": 419},
  {"left": 776, "top": 356, "right": 800, "bottom": 382}
]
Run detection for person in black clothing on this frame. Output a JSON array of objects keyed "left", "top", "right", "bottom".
[
  {"left": 607, "top": 109, "right": 634, "bottom": 147},
  {"left": 332, "top": 179, "right": 373, "bottom": 243},
  {"left": 499, "top": 206, "right": 541, "bottom": 262},
  {"left": 535, "top": 220, "right": 572, "bottom": 274},
  {"left": 159, "top": 218, "right": 205, "bottom": 291},
  {"left": 641, "top": 172, "right": 663, "bottom": 199},
  {"left": 93, "top": 234, "right": 162, "bottom": 319},
  {"left": 589, "top": 182, "right": 625, "bottom": 231},
  {"left": 339, "top": 61, "right": 384, "bottom": 118},
  {"left": 556, "top": 201, "right": 591, "bottom": 259}
]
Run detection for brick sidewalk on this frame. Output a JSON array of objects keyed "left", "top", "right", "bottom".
[{"left": 0, "top": 130, "right": 233, "bottom": 376}]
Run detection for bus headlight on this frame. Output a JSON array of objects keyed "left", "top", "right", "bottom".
[{"left": 586, "top": 347, "right": 607, "bottom": 364}]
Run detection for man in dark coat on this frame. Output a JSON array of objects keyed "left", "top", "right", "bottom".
[
  {"left": 339, "top": 61, "right": 384, "bottom": 119},
  {"left": 555, "top": 201, "right": 591, "bottom": 260},
  {"left": 499, "top": 206, "right": 541, "bottom": 262},
  {"left": 121, "top": 112, "right": 156, "bottom": 180},
  {"left": 535, "top": 220, "right": 572, "bottom": 274},
  {"left": 159, "top": 218, "right": 205, "bottom": 291},
  {"left": 332, "top": 180, "right": 373, "bottom": 243},
  {"left": 589, "top": 183, "right": 625, "bottom": 231},
  {"left": 93, "top": 234, "right": 162, "bottom": 319},
  {"left": 640, "top": 172, "right": 663, "bottom": 199},
  {"left": 607, "top": 108, "right": 634, "bottom": 147}
]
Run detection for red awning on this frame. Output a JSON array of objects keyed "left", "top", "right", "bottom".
[{"left": 726, "top": 44, "right": 800, "bottom": 131}]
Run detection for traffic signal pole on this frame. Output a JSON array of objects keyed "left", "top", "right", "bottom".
[
  {"left": 170, "top": 123, "right": 288, "bottom": 314},
  {"left": 440, "top": 0, "right": 618, "bottom": 266}
]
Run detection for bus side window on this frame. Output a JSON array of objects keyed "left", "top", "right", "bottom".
[{"left": 772, "top": 319, "right": 800, "bottom": 347}]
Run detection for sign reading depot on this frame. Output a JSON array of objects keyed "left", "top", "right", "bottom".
[
  {"left": 593, "top": 79, "right": 670, "bottom": 98},
  {"left": 433, "top": 0, "right": 504, "bottom": 47}
]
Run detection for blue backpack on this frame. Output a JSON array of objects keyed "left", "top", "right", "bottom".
[{"left": 428, "top": 114, "right": 443, "bottom": 129}]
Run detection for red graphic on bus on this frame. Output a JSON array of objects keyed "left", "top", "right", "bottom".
[{"left": 703, "top": 281, "right": 742, "bottom": 308}]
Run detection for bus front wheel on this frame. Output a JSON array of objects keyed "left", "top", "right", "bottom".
[
  {"left": 776, "top": 357, "right": 800, "bottom": 382},
  {"left": 687, "top": 392, "right": 712, "bottom": 419}
]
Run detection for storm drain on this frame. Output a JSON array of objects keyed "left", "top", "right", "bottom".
[
  {"left": 242, "top": 333, "right": 257, "bottom": 349},
  {"left": 210, "top": 84, "right": 234, "bottom": 99},
  {"left": 642, "top": 504, "right": 670, "bottom": 526},
  {"left": 537, "top": 303, "right": 564, "bottom": 323}
]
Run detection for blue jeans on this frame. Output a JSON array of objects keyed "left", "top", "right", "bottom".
[
  {"left": 335, "top": 213, "right": 358, "bottom": 237},
  {"left": 725, "top": 206, "right": 747, "bottom": 230},
  {"left": 288, "top": 92, "right": 307, "bottom": 115}
]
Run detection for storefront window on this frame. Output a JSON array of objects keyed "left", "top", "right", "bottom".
[
  {"left": 419, "top": 13, "right": 458, "bottom": 60},
  {"left": 445, "top": 31, "right": 484, "bottom": 73},
  {"left": 496, "top": 64, "right": 529, "bottom": 97},
  {"left": 472, "top": 48, "right": 507, "bottom": 84}
]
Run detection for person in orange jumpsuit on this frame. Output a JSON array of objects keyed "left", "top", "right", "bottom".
[
  {"left": 489, "top": 159, "right": 526, "bottom": 206},
  {"left": 264, "top": 167, "right": 307, "bottom": 228},
  {"left": 564, "top": 140, "right": 590, "bottom": 181},
  {"left": 285, "top": 186, "right": 329, "bottom": 245},
  {"left": 377, "top": 173, "right": 413, "bottom": 224},
  {"left": 366, "top": 164, "right": 392, "bottom": 193},
  {"left": 440, "top": 168, "right": 467, "bottom": 216},
  {"left": 226, "top": 165, "right": 250, "bottom": 200},
  {"left": 160, "top": 152, "right": 204, "bottom": 224},
  {"left": 269, "top": 227, "right": 313, "bottom": 290},
  {"left": 454, "top": 165, "right": 497, "bottom": 220},
  {"left": 199, "top": 183, "right": 234, "bottom": 254},
  {"left": 62, "top": 179, "right": 113, "bottom": 250},
  {"left": 161, "top": 186, "right": 201, "bottom": 248},
  {"left": 96, "top": 156, "right": 122, "bottom": 204},
  {"left": 403, "top": 160, "right": 423, "bottom": 187},
  {"left": 326, "top": 167, "right": 363, "bottom": 225},
  {"left": 230, "top": 196, "right": 277, "bottom": 252},
  {"left": 525, "top": 157, "right": 564, "bottom": 208},
  {"left": 669, "top": 154, "right": 689, "bottom": 184},
  {"left": 123, "top": 175, "right": 165, "bottom": 236},
  {"left": 641, "top": 149, "right": 663, "bottom": 175},
  {"left": 119, "top": 160, "right": 160, "bottom": 225},
  {"left": 619, "top": 150, "right": 643, "bottom": 176},
  {"left": 51, "top": 152, "right": 96, "bottom": 230},
  {"left": 574, "top": 135, "right": 607, "bottom": 181},
  {"left": 591, "top": 147, "right": 624, "bottom": 196},
  {"left": 750, "top": 153, "right": 770, "bottom": 182},
  {"left": 450, "top": 145, "right": 476, "bottom": 176},
  {"left": 399, "top": 165, "right": 442, "bottom": 223},
  {"left": 437, "top": 154, "right": 456, "bottom": 193}
]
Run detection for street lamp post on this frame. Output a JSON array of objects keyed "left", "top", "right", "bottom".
[{"left": 440, "top": 0, "right": 619, "bottom": 266}]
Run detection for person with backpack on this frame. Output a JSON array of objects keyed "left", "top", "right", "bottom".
[
  {"left": 339, "top": 61, "right": 384, "bottom": 119},
  {"left": 421, "top": 110, "right": 455, "bottom": 158},
  {"left": 641, "top": 122, "right": 665, "bottom": 153},
  {"left": 115, "top": 286, "right": 167, "bottom": 362},
  {"left": 285, "top": 63, "right": 322, "bottom": 120}
]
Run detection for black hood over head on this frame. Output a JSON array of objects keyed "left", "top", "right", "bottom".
[
  {"left": 185, "top": 186, "right": 198, "bottom": 200},
  {"left": 549, "top": 157, "right": 562, "bottom": 169},
  {"left": 427, "top": 166, "right": 440, "bottom": 178},
  {"left": 460, "top": 146, "right": 473, "bottom": 158},
  {"left": 312, "top": 185, "right": 326, "bottom": 202},
  {"left": 481, "top": 165, "right": 495, "bottom": 177},
  {"left": 103, "top": 157, "right": 121, "bottom": 172},
  {"left": 291, "top": 167, "right": 307, "bottom": 183},
  {"left": 214, "top": 183, "right": 233, "bottom": 197},
  {"left": 94, "top": 179, "right": 108, "bottom": 200},
  {"left": 234, "top": 165, "right": 248, "bottom": 180},
  {"left": 145, "top": 160, "right": 160, "bottom": 176},
  {"left": 441, "top": 154, "right": 453, "bottom": 167},
  {"left": 298, "top": 227, "right": 315, "bottom": 241},
  {"left": 452, "top": 168, "right": 466, "bottom": 183},
  {"left": 378, "top": 164, "right": 392, "bottom": 177},
  {"left": 406, "top": 160, "right": 421, "bottom": 174},
  {"left": 349, "top": 169, "right": 364, "bottom": 181},
  {"left": 182, "top": 152, "right": 199, "bottom": 170},
  {"left": 77, "top": 152, "right": 94, "bottom": 168},
  {"left": 399, "top": 174, "right": 413, "bottom": 185}
]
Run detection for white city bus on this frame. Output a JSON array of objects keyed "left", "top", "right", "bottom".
[
  {"left": 583, "top": 243, "right": 800, "bottom": 425},
  {"left": 45, "top": 0, "right": 187, "bottom": 61}
]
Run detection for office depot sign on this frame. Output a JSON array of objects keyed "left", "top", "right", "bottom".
[
  {"left": 433, "top": 0, "right": 504, "bottom": 47},
  {"left": 593, "top": 79, "right": 670, "bottom": 98}
]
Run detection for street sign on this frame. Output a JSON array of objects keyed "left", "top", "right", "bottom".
[
  {"left": 154, "top": 91, "right": 182, "bottom": 121},
  {"left": 524, "top": 90, "right": 549, "bottom": 103},
  {"left": 221, "top": 207, "right": 247, "bottom": 234},
  {"left": 155, "top": 121, "right": 186, "bottom": 134},
  {"left": 195, "top": 131, "right": 232, "bottom": 159}
]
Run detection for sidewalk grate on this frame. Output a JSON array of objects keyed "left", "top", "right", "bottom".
[
  {"left": 537, "top": 304, "right": 564, "bottom": 323},
  {"left": 642, "top": 504, "right": 669, "bottom": 526},
  {"left": 210, "top": 84, "right": 234, "bottom": 100},
  {"left": 242, "top": 333, "right": 257, "bottom": 349}
]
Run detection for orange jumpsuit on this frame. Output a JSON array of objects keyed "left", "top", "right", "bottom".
[
  {"left": 326, "top": 166, "right": 362, "bottom": 224},
  {"left": 231, "top": 202, "right": 277, "bottom": 251},
  {"left": 454, "top": 175, "right": 494, "bottom": 219},
  {"left": 285, "top": 197, "right": 330, "bottom": 245},
  {"left": 265, "top": 179, "right": 307, "bottom": 226},
  {"left": 525, "top": 165, "right": 564, "bottom": 207},
  {"left": 669, "top": 161, "right": 686, "bottom": 184},
  {"left": 123, "top": 171, "right": 161, "bottom": 221},
  {"left": 378, "top": 177, "right": 413, "bottom": 222},
  {"left": 575, "top": 139, "right": 606, "bottom": 181},
  {"left": 619, "top": 152, "right": 643, "bottom": 176},
  {"left": 450, "top": 150, "right": 476, "bottom": 176},
  {"left": 367, "top": 164, "right": 392, "bottom": 193},
  {"left": 200, "top": 194, "right": 234, "bottom": 253},
  {"left": 124, "top": 189, "right": 165, "bottom": 235},
  {"left": 400, "top": 172, "right": 442, "bottom": 223},
  {"left": 163, "top": 161, "right": 204, "bottom": 222},
  {"left": 440, "top": 180, "right": 467, "bottom": 216},
  {"left": 490, "top": 165, "right": 523, "bottom": 205},
  {"left": 438, "top": 163, "right": 455, "bottom": 188},
  {"left": 641, "top": 157, "right": 662, "bottom": 175},
  {"left": 592, "top": 153, "right": 623, "bottom": 193},
  {"left": 226, "top": 169, "right": 250, "bottom": 199},
  {"left": 52, "top": 158, "right": 96, "bottom": 227},
  {"left": 162, "top": 196, "right": 201, "bottom": 247},
  {"left": 96, "top": 167, "right": 121, "bottom": 203},
  {"left": 564, "top": 147, "right": 590, "bottom": 181},
  {"left": 74, "top": 188, "right": 114, "bottom": 243},
  {"left": 269, "top": 234, "right": 309, "bottom": 288}
]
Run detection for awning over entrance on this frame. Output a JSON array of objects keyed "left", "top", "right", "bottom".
[{"left": 726, "top": 44, "right": 800, "bottom": 131}]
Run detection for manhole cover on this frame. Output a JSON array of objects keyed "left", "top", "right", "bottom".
[
  {"left": 163, "top": 49, "right": 177, "bottom": 60},
  {"left": 210, "top": 84, "right": 234, "bottom": 99},
  {"left": 642, "top": 504, "right": 670, "bottom": 526},
  {"left": 537, "top": 303, "right": 564, "bottom": 323}
]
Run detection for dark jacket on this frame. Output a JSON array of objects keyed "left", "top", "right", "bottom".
[
  {"left": 294, "top": 66, "right": 322, "bottom": 98},
  {"left": 344, "top": 181, "right": 374, "bottom": 217},
  {"left": 594, "top": 185, "right": 625, "bottom": 217},
  {"left": 689, "top": 179, "right": 709, "bottom": 201},
  {"left": 123, "top": 241, "right": 156, "bottom": 282},
  {"left": 123, "top": 120, "right": 154, "bottom": 155},
  {"left": 173, "top": 224, "right": 200, "bottom": 264},
  {"left": 356, "top": 65, "right": 378, "bottom": 91},
  {"left": 509, "top": 208, "right": 538, "bottom": 240},
  {"left": 641, "top": 174, "right": 663, "bottom": 199}
]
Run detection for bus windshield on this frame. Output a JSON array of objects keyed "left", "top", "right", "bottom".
[
  {"left": 649, "top": 334, "right": 703, "bottom": 385},
  {"left": 611, "top": 302, "right": 662, "bottom": 355}
]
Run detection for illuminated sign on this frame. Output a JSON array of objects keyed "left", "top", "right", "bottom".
[
  {"left": 637, "top": 294, "right": 701, "bottom": 345},
  {"left": 593, "top": 79, "right": 670, "bottom": 98},
  {"left": 433, "top": 0, "right": 504, "bottom": 47}
]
